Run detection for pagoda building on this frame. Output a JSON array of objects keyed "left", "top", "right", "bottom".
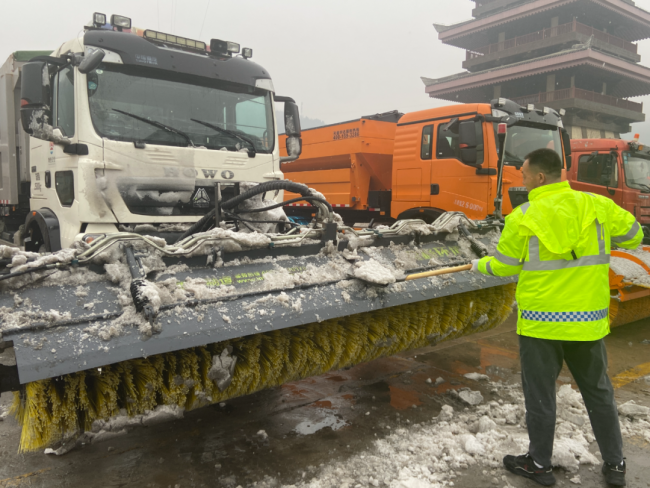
[{"left": 424, "top": 0, "right": 650, "bottom": 138}]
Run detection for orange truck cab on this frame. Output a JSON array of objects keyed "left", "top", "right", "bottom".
[
  {"left": 570, "top": 138, "right": 650, "bottom": 239},
  {"left": 280, "top": 98, "right": 570, "bottom": 224}
]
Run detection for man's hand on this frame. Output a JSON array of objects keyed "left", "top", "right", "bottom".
[{"left": 471, "top": 259, "right": 480, "bottom": 273}]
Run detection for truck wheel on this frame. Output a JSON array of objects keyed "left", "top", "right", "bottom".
[
  {"left": 24, "top": 222, "right": 48, "bottom": 253},
  {"left": 396, "top": 208, "right": 442, "bottom": 224},
  {"left": 22, "top": 209, "right": 61, "bottom": 253}
]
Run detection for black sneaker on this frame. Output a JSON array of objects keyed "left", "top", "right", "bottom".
[
  {"left": 503, "top": 453, "right": 556, "bottom": 486},
  {"left": 602, "top": 460, "right": 626, "bottom": 486}
]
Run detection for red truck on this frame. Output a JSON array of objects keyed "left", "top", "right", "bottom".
[{"left": 569, "top": 136, "right": 650, "bottom": 240}]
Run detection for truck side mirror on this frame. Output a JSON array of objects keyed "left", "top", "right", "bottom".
[
  {"left": 561, "top": 127, "right": 572, "bottom": 171},
  {"left": 20, "top": 61, "right": 51, "bottom": 136},
  {"left": 79, "top": 49, "right": 105, "bottom": 74},
  {"left": 458, "top": 120, "right": 483, "bottom": 166},
  {"left": 281, "top": 100, "right": 302, "bottom": 163},
  {"left": 284, "top": 101, "right": 301, "bottom": 137}
]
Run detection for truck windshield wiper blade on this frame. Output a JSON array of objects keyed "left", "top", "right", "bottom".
[
  {"left": 190, "top": 118, "right": 256, "bottom": 156},
  {"left": 637, "top": 183, "right": 650, "bottom": 193},
  {"left": 503, "top": 150, "right": 523, "bottom": 164},
  {"left": 113, "top": 109, "right": 195, "bottom": 147}
]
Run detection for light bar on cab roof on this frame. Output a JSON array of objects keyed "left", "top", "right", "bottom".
[
  {"left": 242, "top": 48, "right": 253, "bottom": 59},
  {"left": 144, "top": 30, "right": 207, "bottom": 51}
]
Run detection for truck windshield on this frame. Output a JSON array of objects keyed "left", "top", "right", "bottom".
[
  {"left": 87, "top": 63, "right": 274, "bottom": 152},
  {"left": 494, "top": 123, "right": 562, "bottom": 166},
  {"left": 623, "top": 152, "right": 650, "bottom": 192}
]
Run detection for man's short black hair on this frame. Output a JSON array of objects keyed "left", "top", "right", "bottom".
[{"left": 525, "top": 148, "right": 562, "bottom": 178}]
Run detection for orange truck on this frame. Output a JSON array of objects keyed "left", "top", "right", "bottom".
[
  {"left": 569, "top": 137, "right": 650, "bottom": 240},
  {"left": 280, "top": 98, "right": 570, "bottom": 224}
]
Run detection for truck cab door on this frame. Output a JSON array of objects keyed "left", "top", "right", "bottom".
[
  {"left": 573, "top": 152, "right": 623, "bottom": 205},
  {"left": 29, "top": 65, "right": 78, "bottom": 200},
  {"left": 25, "top": 64, "right": 81, "bottom": 249},
  {"left": 429, "top": 119, "right": 489, "bottom": 219}
]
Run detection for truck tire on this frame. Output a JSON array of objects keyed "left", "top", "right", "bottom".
[
  {"left": 23, "top": 209, "right": 62, "bottom": 253},
  {"left": 396, "top": 208, "right": 443, "bottom": 224}
]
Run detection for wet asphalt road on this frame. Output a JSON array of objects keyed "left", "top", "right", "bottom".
[{"left": 1, "top": 312, "right": 649, "bottom": 488}]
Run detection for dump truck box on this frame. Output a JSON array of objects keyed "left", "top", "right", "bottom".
[
  {"left": 280, "top": 111, "right": 401, "bottom": 222},
  {"left": 0, "top": 51, "right": 52, "bottom": 240}
]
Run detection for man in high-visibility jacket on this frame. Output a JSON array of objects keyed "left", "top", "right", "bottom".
[{"left": 472, "top": 148, "right": 642, "bottom": 487}]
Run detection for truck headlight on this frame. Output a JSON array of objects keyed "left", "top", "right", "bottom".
[
  {"left": 93, "top": 12, "right": 107, "bottom": 27},
  {"left": 111, "top": 14, "right": 132, "bottom": 30}
]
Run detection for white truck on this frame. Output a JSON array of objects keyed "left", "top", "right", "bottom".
[{"left": 0, "top": 12, "right": 302, "bottom": 251}]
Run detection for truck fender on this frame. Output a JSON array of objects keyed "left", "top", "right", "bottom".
[
  {"left": 396, "top": 207, "right": 444, "bottom": 224},
  {"left": 23, "top": 208, "right": 62, "bottom": 252}
]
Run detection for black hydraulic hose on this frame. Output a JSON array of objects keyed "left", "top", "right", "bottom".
[
  {"left": 0, "top": 263, "right": 71, "bottom": 282},
  {"left": 221, "top": 180, "right": 331, "bottom": 212},
  {"left": 176, "top": 208, "right": 217, "bottom": 242},
  {"left": 224, "top": 213, "right": 300, "bottom": 227},
  {"left": 2, "top": 310, "right": 124, "bottom": 334},
  {"left": 235, "top": 195, "right": 332, "bottom": 214},
  {"left": 176, "top": 181, "right": 333, "bottom": 243},
  {"left": 1, "top": 277, "right": 346, "bottom": 335}
]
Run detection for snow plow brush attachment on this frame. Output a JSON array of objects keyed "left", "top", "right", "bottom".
[
  {"left": 0, "top": 199, "right": 516, "bottom": 451},
  {"left": 609, "top": 246, "right": 650, "bottom": 327}
]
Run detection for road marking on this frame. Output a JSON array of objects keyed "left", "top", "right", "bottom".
[
  {"left": 0, "top": 468, "right": 52, "bottom": 485},
  {"left": 611, "top": 362, "right": 650, "bottom": 389}
]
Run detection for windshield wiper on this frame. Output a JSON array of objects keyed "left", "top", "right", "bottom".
[
  {"left": 113, "top": 109, "right": 195, "bottom": 147},
  {"left": 636, "top": 183, "right": 650, "bottom": 193},
  {"left": 503, "top": 150, "right": 523, "bottom": 164},
  {"left": 190, "top": 118, "right": 256, "bottom": 157}
]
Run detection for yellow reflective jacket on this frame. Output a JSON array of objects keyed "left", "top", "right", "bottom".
[{"left": 478, "top": 181, "right": 643, "bottom": 341}]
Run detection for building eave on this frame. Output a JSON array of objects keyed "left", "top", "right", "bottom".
[
  {"left": 438, "top": 0, "right": 650, "bottom": 44},
  {"left": 423, "top": 48, "right": 650, "bottom": 97}
]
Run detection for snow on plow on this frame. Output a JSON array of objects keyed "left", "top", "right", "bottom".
[
  {"left": 609, "top": 246, "right": 650, "bottom": 327},
  {"left": 0, "top": 183, "right": 516, "bottom": 451}
]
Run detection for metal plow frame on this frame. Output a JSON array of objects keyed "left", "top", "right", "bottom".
[{"left": 1, "top": 225, "right": 515, "bottom": 390}]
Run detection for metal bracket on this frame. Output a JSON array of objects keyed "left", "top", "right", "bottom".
[
  {"left": 214, "top": 182, "right": 222, "bottom": 229},
  {"left": 124, "top": 246, "right": 157, "bottom": 325},
  {"left": 458, "top": 223, "right": 488, "bottom": 258},
  {"left": 321, "top": 222, "right": 338, "bottom": 245},
  {"left": 0, "top": 364, "right": 20, "bottom": 393}
]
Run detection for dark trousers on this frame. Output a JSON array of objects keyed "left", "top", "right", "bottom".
[{"left": 519, "top": 335, "right": 623, "bottom": 467}]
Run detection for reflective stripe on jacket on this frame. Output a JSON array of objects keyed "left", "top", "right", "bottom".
[{"left": 478, "top": 181, "right": 643, "bottom": 341}]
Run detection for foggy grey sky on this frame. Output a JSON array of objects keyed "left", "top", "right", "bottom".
[{"left": 2, "top": 0, "right": 650, "bottom": 137}]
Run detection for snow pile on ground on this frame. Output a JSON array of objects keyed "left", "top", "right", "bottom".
[
  {"left": 464, "top": 373, "right": 489, "bottom": 382},
  {"left": 273, "top": 382, "right": 650, "bottom": 488}
]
